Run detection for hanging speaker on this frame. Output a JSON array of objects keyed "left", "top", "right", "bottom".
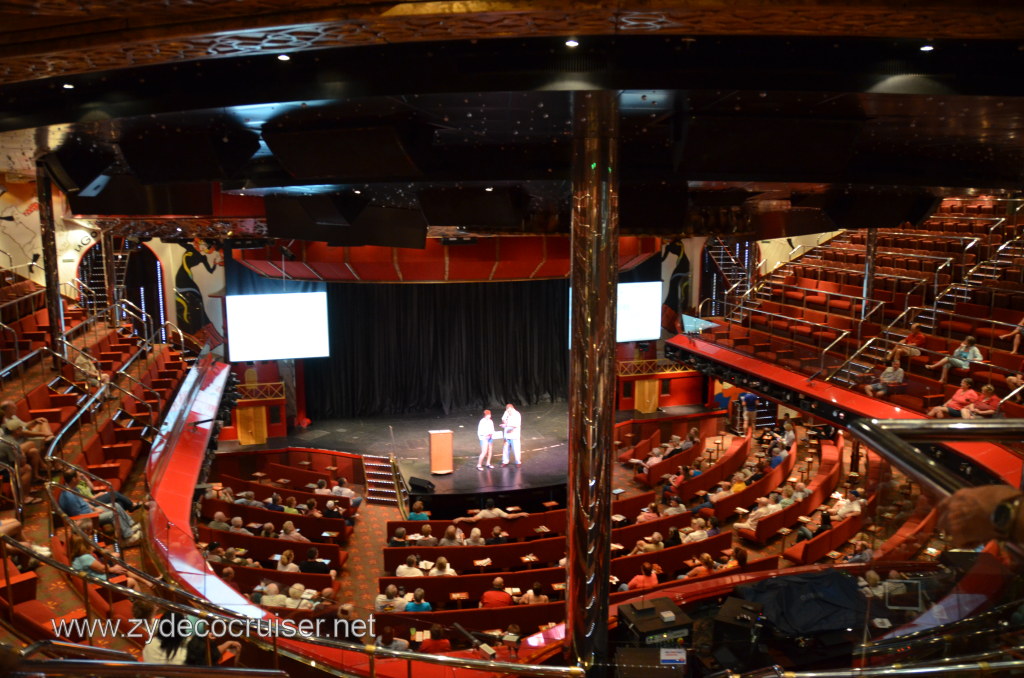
[
  {"left": 41, "top": 140, "right": 116, "bottom": 197},
  {"left": 119, "top": 120, "right": 259, "bottom": 184}
]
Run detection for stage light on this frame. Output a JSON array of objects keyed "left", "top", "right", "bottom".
[
  {"left": 62, "top": 83, "right": 75, "bottom": 89},
  {"left": 565, "top": 38, "right": 579, "bottom": 48},
  {"left": 484, "top": 186, "right": 494, "bottom": 192},
  {"left": 277, "top": 54, "right": 291, "bottom": 61},
  {"left": 920, "top": 44, "right": 934, "bottom": 52}
]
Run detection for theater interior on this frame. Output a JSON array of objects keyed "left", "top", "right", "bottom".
[{"left": 2, "top": 2, "right": 1024, "bottom": 677}]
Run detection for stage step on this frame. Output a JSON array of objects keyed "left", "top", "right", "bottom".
[{"left": 363, "top": 454, "right": 400, "bottom": 505}]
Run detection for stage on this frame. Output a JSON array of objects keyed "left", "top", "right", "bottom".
[{"left": 219, "top": 401, "right": 716, "bottom": 498}]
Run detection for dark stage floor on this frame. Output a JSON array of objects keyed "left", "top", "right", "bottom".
[{"left": 219, "top": 402, "right": 712, "bottom": 495}]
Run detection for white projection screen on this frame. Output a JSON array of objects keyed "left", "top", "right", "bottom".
[
  {"left": 225, "top": 292, "right": 330, "bottom": 362},
  {"left": 616, "top": 281, "right": 663, "bottom": 342}
]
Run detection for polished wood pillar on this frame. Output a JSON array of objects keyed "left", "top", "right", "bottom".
[
  {"left": 566, "top": 90, "right": 618, "bottom": 676},
  {"left": 35, "top": 161, "right": 65, "bottom": 367}
]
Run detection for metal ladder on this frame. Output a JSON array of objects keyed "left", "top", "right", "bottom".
[{"left": 363, "top": 454, "right": 400, "bottom": 505}]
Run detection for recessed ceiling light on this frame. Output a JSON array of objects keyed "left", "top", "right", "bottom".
[
  {"left": 565, "top": 38, "right": 579, "bottom": 48},
  {"left": 920, "top": 44, "right": 934, "bottom": 52},
  {"left": 277, "top": 54, "right": 291, "bottom": 61},
  {"left": 353, "top": 189, "right": 361, "bottom": 194},
  {"left": 484, "top": 186, "right": 494, "bottom": 192},
  {"left": 62, "top": 83, "right": 74, "bottom": 89}
]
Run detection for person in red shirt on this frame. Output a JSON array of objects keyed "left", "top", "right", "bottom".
[
  {"left": 927, "top": 378, "right": 979, "bottom": 419},
  {"left": 961, "top": 384, "right": 1000, "bottom": 418},
  {"left": 479, "top": 577, "right": 514, "bottom": 608},
  {"left": 887, "top": 323, "right": 926, "bottom": 363},
  {"left": 416, "top": 625, "right": 452, "bottom": 653},
  {"left": 620, "top": 562, "right": 658, "bottom": 591}
]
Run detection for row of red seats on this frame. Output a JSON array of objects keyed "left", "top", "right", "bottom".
[
  {"left": 665, "top": 434, "right": 751, "bottom": 502},
  {"left": 787, "top": 262, "right": 931, "bottom": 296},
  {"left": 751, "top": 301, "right": 868, "bottom": 350},
  {"left": 698, "top": 443, "right": 797, "bottom": 522},
  {"left": 815, "top": 249, "right": 956, "bottom": 281},
  {"left": 197, "top": 524, "right": 348, "bottom": 571},
  {"left": 849, "top": 232, "right": 981, "bottom": 255},
  {"left": 218, "top": 474, "right": 354, "bottom": 515},
  {"left": 201, "top": 496, "right": 354, "bottom": 546}
]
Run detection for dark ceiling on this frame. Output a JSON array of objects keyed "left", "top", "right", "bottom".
[{"left": 2, "top": 35, "right": 1024, "bottom": 240}]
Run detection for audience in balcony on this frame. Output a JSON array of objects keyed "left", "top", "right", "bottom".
[
  {"left": 999, "top": 317, "right": 1024, "bottom": 355},
  {"left": 635, "top": 502, "right": 660, "bottom": 524},
  {"left": 260, "top": 582, "right": 288, "bottom": 607},
  {"left": 437, "top": 526, "right": 463, "bottom": 546},
  {"left": 71, "top": 468, "right": 137, "bottom": 512},
  {"left": 396, "top": 554, "right": 423, "bottom": 577},
  {"left": 927, "top": 336, "right": 983, "bottom": 384},
  {"left": 74, "top": 347, "right": 112, "bottom": 396},
  {"left": 258, "top": 522, "right": 277, "bottom": 538},
  {"left": 722, "top": 545, "right": 748, "bottom": 570},
  {"left": 389, "top": 526, "right": 408, "bottom": 547},
  {"left": 405, "top": 588, "right": 432, "bottom": 611},
  {"left": 455, "top": 498, "right": 529, "bottom": 522},
  {"left": 375, "top": 584, "right": 407, "bottom": 612},
  {"left": 58, "top": 469, "right": 139, "bottom": 544},
  {"left": 479, "top": 576, "right": 514, "bottom": 607},
  {"left": 323, "top": 500, "right": 342, "bottom": 519},
  {"left": 486, "top": 525, "right": 508, "bottom": 545},
  {"left": 407, "top": 500, "right": 430, "bottom": 520},
  {"left": 1, "top": 399, "right": 52, "bottom": 474},
  {"left": 279, "top": 520, "right": 310, "bottom": 542},
  {"left": 417, "top": 625, "right": 451, "bottom": 653},
  {"left": 376, "top": 626, "right": 410, "bottom": 651},
  {"left": 208, "top": 512, "right": 230, "bottom": 531},
  {"left": 683, "top": 552, "right": 717, "bottom": 579},
  {"left": 622, "top": 562, "right": 659, "bottom": 590},
  {"left": 961, "top": 384, "right": 1000, "bottom": 418},
  {"left": 69, "top": 533, "right": 138, "bottom": 587},
  {"left": 887, "top": 323, "right": 926, "bottom": 362},
  {"left": 417, "top": 524, "right": 438, "bottom": 546},
  {"left": 795, "top": 509, "right": 831, "bottom": 542},
  {"left": 332, "top": 477, "right": 363, "bottom": 510},
  {"left": 277, "top": 548, "right": 299, "bottom": 572},
  {"left": 864, "top": 358, "right": 905, "bottom": 398},
  {"left": 516, "top": 582, "right": 549, "bottom": 605},
  {"left": 428, "top": 556, "right": 457, "bottom": 576},
  {"left": 465, "top": 527, "right": 486, "bottom": 546},
  {"left": 0, "top": 436, "right": 35, "bottom": 501},
  {"left": 927, "top": 378, "right": 979, "bottom": 418},
  {"left": 228, "top": 516, "right": 252, "bottom": 535}
]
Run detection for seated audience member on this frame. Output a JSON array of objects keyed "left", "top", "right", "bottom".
[
  {"left": 277, "top": 549, "right": 300, "bottom": 572},
  {"left": 795, "top": 509, "right": 832, "bottom": 542},
  {"left": 693, "top": 482, "right": 732, "bottom": 511},
  {"left": 304, "top": 498, "right": 323, "bottom": 518},
  {"left": 620, "top": 562, "right": 658, "bottom": 591},
  {"left": 999, "top": 317, "right": 1024, "bottom": 355},
  {"left": 258, "top": 523, "right": 277, "bottom": 539},
  {"left": 208, "top": 512, "right": 230, "bottom": 531},
  {"left": 627, "top": 538, "right": 654, "bottom": 556},
  {"left": 228, "top": 517, "right": 253, "bottom": 535},
  {"left": 730, "top": 473, "right": 747, "bottom": 494},
  {"left": 634, "top": 444, "right": 667, "bottom": 470},
  {"left": 284, "top": 583, "right": 315, "bottom": 610},
  {"left": 663, "top": 496, "right": 686, "bottom": 516},
  {"left": 664, "top": 526, "right": 682, "bottom": 547},
  {"left": 465, "top": 527, "right": 487, "bottom": 546},
  {"left": 205, "top": 543, "right": 224, "bottom": 562},
  {"left": 283, "top": 496, "right": 300, "bottom": 514},
  {"left": 647, "top": 531, "right": 665, "bottom": 551},
  {"left": 279, "top": 521, "right": 310, "bottom": 542},
  {"left": 778, "top": 485, "right": 796, "bottom": 508},
  {"left": 516, "top": 582, "right": 549, "bottom": 605},
  {"left": 322, "top": 500, "right": 342, "bottom": 519},
  {"left": 314, "top": 479, "right": 331, "bottom": 495},
  {"left": 792, "top": 482, "right": 810, "bottom": 501},
  {"left": 437, "top": 526, "right": 463, "bottom": 546},
  {"left": 683, "top": 552, "right": 717, "bottom": 579},
  {"left": 417, "top": 524, "right": 438, "bottom": 547},
  {"left": 830, "top": 490, "right": 864, "bottom": 520},
  {"left": 233, "top": 491, "right": 263, "bottom": 507},
  {"left": 407, "top": 501, "right": 429, "bottom": 520},
  {"left": 723, "top": 545, "right": 748, "bottom": 569},
  {"left": 317, "top": 603, "right": 363, "bottom": 642},
  {"left": 734, "top": 497, "right": 772, "bottom": 531},
  {"left": 141, "top": 610, "right": 190, "bottom": 664},
  {"left": 887, "top": 323, "right": 926, "bottom": 362},
  {"left": 635, "top": 502, "right": 660, "bottom": 524},
  {"left": 264, "top": 493, "right": 285, "bottom": 512},
  {"left": 961, "top": 384, "right": 1000, "bottom": 418},
  {"left": 479, "top": 577, "right": 514, "bottom": 608},
  {"left": 300, "top": 546, "right": 336, "bottom": 577},
  {"left": 332, "top": 477, "right": 363, "bottom": 510},
  {"left": 376, "top": 626, "right": 410, "bottom": 651},
  {"left": 682, "top": 518, "right": 708, "bottom": 543},
  {"left": 222, "top": 547, "right": 254, "bottom": 567},
  {"left": 844, "top": 539, "right": 873, "bottom": 564},
  {"left": 69, "top": 534, "right": 142, "bottom": 589},
  {"left": 1008, "top": 372, "right": 1024, "bottom": 400},
  {"left": 0, "top": 435, "right": 35, "bottom": 501},
  {"left": 0, "top": 402, "right": 48, "bottom": 481},
  {"left": 375, "top": 584, "right": 407, "bottom": 612},
  {"left": 927, "top": 336, "right": 983, "bottom": 384},
  {"left": 428, "top": 556, "right": 457, "bottom": 576},
  {"left": 71, "top": 469, "right": 138, "bottom": 512},
  {"left": 260, "top": 583, "right": 288, "bottom": 608},
  {"left": 58, "top": 469, "right": 139, "bottom": 544},
  {"left": 747, "top": 461, "right": 768, "bottom": 484},
  {"left": 927, "top": 378, "right": 979, "bottom": 419},
  {"left": 389, "top": 527, "right": 409, "bottom": 547},
  {"left": 864, "top": 358, "right": 905, "bottom": 398},
  {"left": 772, "top": 421, "right": 797, "bottom": 449},
  {"left": 486, "top": 525, "right": 508, "bottom": 545},
  {"left": 395, "top": 554, "right": 423, "bottom": 577},
  {"left": 219, "top": 566, "right": 241, "bottom": 594},
  {"left": 417, "top": 625, "right": 451, "bottom": 653},
  {"left": 456, "top": 498, "right": 529, "bottom": 522},
  {"left": 405, "top": 588, "right": 432, "bottom": 612}
]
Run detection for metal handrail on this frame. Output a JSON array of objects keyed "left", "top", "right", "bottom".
[
  {"left": 783, "top": 259, "right": 928, "bottom": 284},
  {"left": 7, "top": 662, "right": 289, "bottom": 678},
  {"left": 0, "top": 319, "right": 21, "bottom": 367},
  {"left": 1000, "top": 383, "right": 1024, "bottom": 407},
  {"left": 163, "top": 320, "right": 186, "bottom": 349},
  {"left": 0, "top": 458, "right": 23, "bottom": 522},
  {"left": 20, "top": 639, "right": 137, "bottom": 662},
  {"left": 758, "top": 280, "right": 886, "bottom": 325},
  {"left": 115, "top": 305, "right": 152, "bottom": 349},
  {"left": 115, "top": 368, "right": 162, "bottom": 403},
  {"left": 117, "top": 298, "right": 154, "bottom": 340},
  {"left": 729, "top": 661, "right": 1024, "bottom": 678},
  {"left": 45, "top": 483, "right": 130, "bottom": 544},
  {"left": 0, "top": 286, "right": 44, "bottom": 313}
]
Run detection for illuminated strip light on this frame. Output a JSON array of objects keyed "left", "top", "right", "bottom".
[{"left": 155, "top": 258, "right": 166, "bottom": 342}]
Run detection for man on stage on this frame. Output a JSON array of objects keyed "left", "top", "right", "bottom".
[
  {"left": 477, "top": 409, "right": 495, "bottom": 470},
  {"left": 500, "top": 403, "right": 522, "bottom": 466}
]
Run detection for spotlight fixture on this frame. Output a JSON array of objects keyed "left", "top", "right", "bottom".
[
  {"left": 565, "top": 38, "right": 579, "bottom": 48},
  {"left": 920, "top": 44, "right": 934, "bottom": 52},
  {"left": 277, "top": 54, "right": 291, "bottom": 61},
  {"left": 62, "top": 83, "right": 75, "bottom": 89},
  {"left": 484, "top": 186, "right": 494, "bottom": 192}
]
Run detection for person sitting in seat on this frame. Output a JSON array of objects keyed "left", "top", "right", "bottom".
[
  {"left": 376, "top": 626, "right": 410, "bottom": 651},
  {"left": 407, "top": 501, "right": 429, "bottom": 520},
  {"left": 418, "top": 524, "right": 438, "bottom": 547},
  {"left": 887, "top": 323, "right": 926, "bottom": 362},
  {"left": 374, "top": 584, "right": 407, "bottom": 612},
  {"left": 313, "top": 479, "right": 331, "bottom": 495},
  {"left": 71, "top": 469, "right": 138, "bottom": 512},
  {"left": 395, "top": 554, "right": 423, "bottom": 577},
  {"left": 304, "top": 498, "right": 323, "bottom": 518},
  {"left": 516, "top": 582, "right": 550, "bottom": 605},
  {"left": 455, "top": 498, "right": 528, "bottom": 522},
  {"left": 486, "top": 525, "right": 508, "bottom": 545},
  {"left": 74, "top": 347, "right": 112, "bottom": 396},
  {"left": 0, "top": 400, "right": 50, "bottom": 482},
  {"left": 927, "top": 335, "right": 983, "bottom": 384},
  {"left": 864, "top": 358, "right": 905, "bottom": 398},
  {"left": 417, "top": 625, "right": 451, "bottom": 653},
  {"left": 260, "top": 583, "right": 288, "bottom": 607},
  {"left": 465, "top": 527, "right": 486, "bottom": 546},
  {"left": 999, "top": 316, "right": 1024, "bottom": 355},
  {"left": 734, "top": 497, "right": 772, "bottom": 531},
  {"left": 233, "top": 491, "right": 263, "bottom": 507},
  {"left": 279, "top": 521, "right": 309, "bottom": 542},
  {"left": 437, "top": 525, "right": 463, "bottom": 546},
  {"left": 663, "top": 496, "right": 686, "bottom": 516},
  {"left": 284, "top": 583, "right": 316, "bottom": 610},
  {"left": 323, "top": 500, "right": 342, "bottom": 520},
  {"left": 961, "top": 384, "right": 1000, "bottom": 418},
  {"left": 795, "top": 509, "right": 831, "bottom": 542},
  {"left": 263, "top": 493, "right": 285, "bottom": 512},
  {"left": 428, "top": 556, "right": 457, "bottom": 576},
  {"left": 258, "top": 522, "right": 277, "bottom": 539},
  {"left": 635, "top": 502, "right": 660, "bottom": 524},
  {"left": 282, "top": 496, "right": 300, "bottom": 514},
  {"left": 405, "top": 588, "right": 432, "bottom": 612},
  {"left": 58, "top": 469, "right": 139, "bottom": 545},
  {"left": 388, "top": 527, "right": 408, "bottom": 547},
  {"left": 830, "top": 490, "right": 864, "bottom": 520},
  {"left": 479, "top": 577, "right": 514, "bottom": 608},
  {"left": 300, "top": 546, "right": 336, "bottom": 577},
  {"left": 331, "top": 477, "right": 363, "bottom": 511},
  {"left": 208, "top": 512, "right": 230, "bottom": 531},
  {"left": 228, "top": 516, "right": 252, "bottom": 535},
  {"left": 693, "top": 481, "right": 732, "bottom": 511},
  {"left": 277, "top": 549, "right": 299, "bottom": 572},
  {"left": 69, "top": 533, "right": 141, "bottom": 588},
  {"left": 927, "top": 378, "right": 979, "bottom": 419},
  {"left": 722, "top": 545, "right": 748, "bottom": 570},
  {"left": 620, "top": 562, "right": 658, "bottom": 591},
  {"left": 683, "top": 552, "right": 717, "bottom": 579},
  {"left": 682, "top": 518, "right": 708, "bottom": 543}
]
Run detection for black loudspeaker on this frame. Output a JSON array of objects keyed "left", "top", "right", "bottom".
[
  {"left": 408, "top": 477, "right": 435, "bottom": 493},
  {"left": 262, "top": 124, "right": 425, "bottom": 180},
  {"left": 352, "top": 206, "right": 427, "bottom": 249},
  {"left": 419, "top": 186, "right": 527, "bottom": 230},
  {"left": 264, "top": 194, "right": 357, "bottom": 242},
  {"left": 119, "top": 122, "right": 259, "bottom": 184},
  {"left": 822, "top": 189, "right": 940, "bottom": 229},
  {"left": 41, "top": 141, "right": 116, "bottom": 197},
  {"left": 67, "top": 175, "right": 213, "bottom": 216}
]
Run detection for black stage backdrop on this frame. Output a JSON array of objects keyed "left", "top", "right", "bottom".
[{"left": 305, "top": 280, "right": 570, "bottom": 417}]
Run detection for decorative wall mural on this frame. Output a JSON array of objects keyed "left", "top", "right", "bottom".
[{"left": 172, "top": 238, "right": 225, "bottom": 348}]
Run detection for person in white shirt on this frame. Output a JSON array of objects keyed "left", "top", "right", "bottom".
[
  {"left": 682, "top": 517, "right": 709, "bottom": 544},
  {"left": 477, "top": 409, "right": 495, "bottom": 470},
  {"left": 734, "top": 497, "right": 771, "bottom": 531},
  {"left": 428, "top": 556, "right": 457, "bottom": 576},
  {"left": 374, "top": 584, "right": 407, "bottom": 612},
  {"left": 331, "top": 477, "right": 363, "bottom": 510},
  {"left": 500, "top": 403, "right": 522, "bottom": 466},
  {"left": 395, "top": 554, "right": 423, "bottom": 577}
]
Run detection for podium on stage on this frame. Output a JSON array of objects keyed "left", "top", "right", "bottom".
[{"left": 428, "top": 429, "right": 454, "bottom": 475}]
